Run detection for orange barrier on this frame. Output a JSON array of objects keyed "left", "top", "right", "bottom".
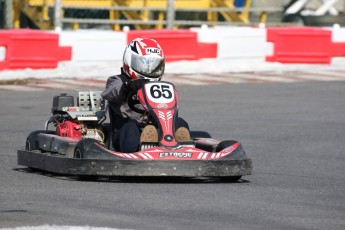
[
  {"left": 127, "top": 30, "right": 217, "bottom": 62},
  {"left": 0, "top": 30, "right": 71, "bottom": 70}
]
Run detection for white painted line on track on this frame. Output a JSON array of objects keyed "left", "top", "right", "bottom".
[
  {"left": 210, "top": 73, "right": 297, "bottom": 83},
  {"left": 165, "top": 75, "right": 210, "bottom": 85},
  {"left": 293, "top": 71, "right": 345, "bottom": 80},
  {"left": 215, "top": 73, "right": 282, "bottom": 83},
  {"left": 170, "top": 74, "right": 248, "bottom": 84},
  {"left": 0, "top": 85, "right": 45, "bottom": 91},
  {"left": 293, "top": 74, "right": 345, "bottom": 81},
  {"left": 41, "top": 79, "right": 106, "bottom": 87},
  {"left": 2, "top": 70, "right": 345, "bottom": 91}
]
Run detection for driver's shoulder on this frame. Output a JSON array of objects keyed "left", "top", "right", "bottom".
[{"left": 106, "top": 73, "right": 129, "bottom": 85}]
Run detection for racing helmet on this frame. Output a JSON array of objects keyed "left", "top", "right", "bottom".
[{"left": 123, "top": 38, "right": 165, "bottom": 81}]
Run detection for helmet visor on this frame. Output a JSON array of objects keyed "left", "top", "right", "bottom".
[{"left": 131, "top": 53, "right": 165, "bottom": 79}]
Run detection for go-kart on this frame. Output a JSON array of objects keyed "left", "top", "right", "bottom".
[{"left": 17, "top": 81, "right": 252, "bottom": 181}]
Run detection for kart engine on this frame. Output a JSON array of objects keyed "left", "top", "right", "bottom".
[
  {"left": 56, "top": 120, "right": 82, "bottom": 140},
  {"left": 48, "top": 91, "right": 106, "bottom": 142}
]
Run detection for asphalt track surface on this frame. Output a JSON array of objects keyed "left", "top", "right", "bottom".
[{"left": 0, "top": 80, "right": 345, "bottom": 230}]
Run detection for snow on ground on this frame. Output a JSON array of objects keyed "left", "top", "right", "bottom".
[{"left": 1, "top": 58, "right": 345, "bottom": 81}]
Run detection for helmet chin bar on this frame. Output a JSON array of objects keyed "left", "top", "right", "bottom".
[{"left": 133, "top": 69, "right": 163, "bottom": 81}]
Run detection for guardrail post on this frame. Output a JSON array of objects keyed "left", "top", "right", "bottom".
[
  {"left": 4, "top": 0, "right": 13, "bottom": 29},
  {"left": 54, "top": 0, "right": 62, "bottom": 31},
  {"left": 166, "top": 0, "right": 175, "bottom": 29}
]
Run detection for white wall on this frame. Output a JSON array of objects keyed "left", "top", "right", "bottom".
[{"left": 59, "top": 30, "right": 127, "bottom": 62}]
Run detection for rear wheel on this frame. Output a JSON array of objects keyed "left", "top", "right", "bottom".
[
  {"left": 26, "top": 130, "right": 55, "bottom": 151},
  {"left": 25, "top": 130, "right": 55, "bottom": 171}
]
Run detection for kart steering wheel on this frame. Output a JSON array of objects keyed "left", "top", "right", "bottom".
[{"left": 127, "top": 90, "right": 147, "bottom": 114}]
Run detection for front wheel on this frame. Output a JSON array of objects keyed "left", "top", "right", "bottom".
[
  {"left": 215, "top": 140, "right": 238, "bottom": 152},
  {"left": 74, "top": 138, "right": 99, "bottom": 159}
]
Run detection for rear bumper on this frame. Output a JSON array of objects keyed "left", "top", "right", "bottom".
[{"left": 17, "top": 150, "right": 252, "bottom": 177}]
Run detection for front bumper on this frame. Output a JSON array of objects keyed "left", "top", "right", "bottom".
[{"left": 17, "top": 149, "right": 252, "bottom": 177}]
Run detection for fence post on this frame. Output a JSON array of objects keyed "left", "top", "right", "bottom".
[
  {"left": 4, "top": 0, "right": 13, "bottom": 29},
  {"left": 54, "top": 0, "right": 62, "bottom": 31},
  {"left": 166, "top": 0, "right": 175, "bottom": 29}
]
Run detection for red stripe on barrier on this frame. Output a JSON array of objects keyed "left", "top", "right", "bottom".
[
  {"left": 197, "top": 42, "right": 218, "bottom": 59},
  {"left": 127, "top": 30, "right": 217, "bottom": 62},
  {"left": 332, "top": 42, "right": 345, "bottom": 57},
  {"left": 266, "top": 27, "right": 332, "bottom": 64},
  {"left": 0, "top": 29, "right": 71, "bottom": 70}
]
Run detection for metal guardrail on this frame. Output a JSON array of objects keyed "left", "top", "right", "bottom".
[
  {"left": 53, "top": 0, "right": 181, "bottom": 30},
  {"left": 54, "top": 3, "right": 283, "bottom": 30},
  {"left": 56, "top": 5, "right": 282, "bottom": 12},
  {"left": 57, "top": 5, "right": 282, "bottom": 12},
  {"left": 61, "top": 18, "right": 289, "bottom": 27},
  {"left": 3, "top": 0, "right": 285, "bottom": 30}
]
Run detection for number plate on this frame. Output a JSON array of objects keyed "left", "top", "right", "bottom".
[{"left": 145, "top": 82, "right": 175, "bottom": 104}]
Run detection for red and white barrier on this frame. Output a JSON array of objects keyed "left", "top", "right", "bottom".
[
  {"left": 191, "top": 26, "right": 272, "bottom": 61},
  {"left": 1, "top": 26, "right": 345, "bottom": 72},
  {"left": 267, "top": 26, "right": 345, "bottom": 64},
  {"left": 128, "top": 29, "right": 217, "bottom": 61},
  {"left": 59, "top": 30, "right": 126, "bottom": 61},
  {"left": 0, "top": 29, "right": 71, "bottom": 70}
]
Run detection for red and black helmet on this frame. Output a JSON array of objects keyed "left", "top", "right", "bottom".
[{"left": 123, "top": 38, "right": 165, "bottom": 81}]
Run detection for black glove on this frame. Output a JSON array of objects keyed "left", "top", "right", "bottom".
[{"left": 126, "top": 79, "right": 149, "bottom": 92}]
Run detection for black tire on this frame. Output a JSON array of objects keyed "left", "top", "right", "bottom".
[
  {"left": 74, "top": 138, "right": 99, "bottom": 159},
  {"left": 74, "top": 139, "right": 100, "bottom": 181},
  {"left": 25, "top": 130, "right": 55, "bottom": 151},
  {"left": 216, "top": 140, "right": 243, "bottom": 182}
]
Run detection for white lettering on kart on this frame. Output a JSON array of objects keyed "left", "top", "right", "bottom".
[{"left": 159, "top": 152, "right": 193, "bottom": 158}]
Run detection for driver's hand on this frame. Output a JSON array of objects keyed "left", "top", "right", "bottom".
[{"left": 126, "top": 79, "right": 149, "bottom": 92}]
